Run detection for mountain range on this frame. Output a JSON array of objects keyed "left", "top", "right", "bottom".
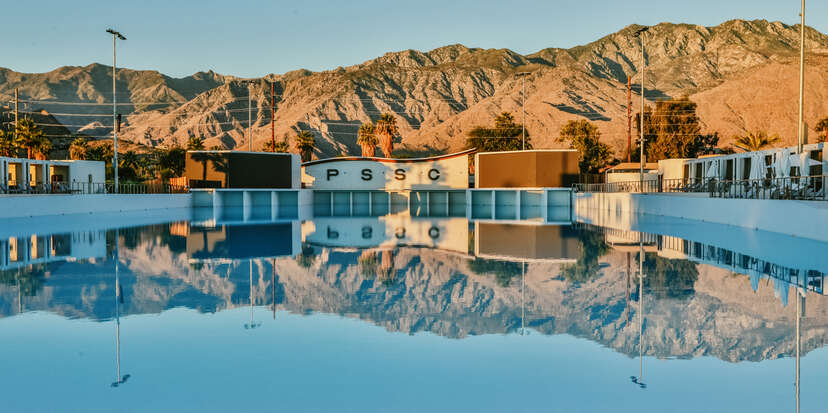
[{"left": 2, "top": 19, "right": 828, "bottom": 158}]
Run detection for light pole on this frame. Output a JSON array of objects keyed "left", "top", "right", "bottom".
[
  {"left": 797, "top": 0, "right": 806, "bottom": 154},
  {"left": 633, "top": 27, "right": 649, "bottom": 192},
  {"left": 106, "top": 29, "right": 126, "bottom": 192},
  {"left": 516, "top": 72, "right": 531, "bottom": 150}
]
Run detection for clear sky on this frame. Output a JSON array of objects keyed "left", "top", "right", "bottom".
[{"left": 2, "top": 0, "right": 826, "bottom": 78}]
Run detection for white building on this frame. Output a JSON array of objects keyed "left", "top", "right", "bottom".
[{"left": 1, "top": 156, "right": 105, "bottom": 194}]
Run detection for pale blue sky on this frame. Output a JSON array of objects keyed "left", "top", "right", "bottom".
[{"left": 2, "top": 0, "right": 826, "bottom": 78}]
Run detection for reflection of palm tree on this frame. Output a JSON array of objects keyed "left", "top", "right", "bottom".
[
  {"left": 359, "top": 250, "right": 378, "bottom": 279},
  {"left": 296, "top": 244, "right": 317, "bottom": 268}
]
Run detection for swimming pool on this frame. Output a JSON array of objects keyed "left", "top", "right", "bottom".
[{"left": 0, "top": 205, "right": 825, "bottom": 412}]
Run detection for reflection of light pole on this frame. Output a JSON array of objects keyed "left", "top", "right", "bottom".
[
  {"left": 520, "top": 261, "right": 526, "bottom": 335},
  {"left": 245, "top": 260, "right": 262, "bottom": 330},
  {"left": 272, "top": 259, "right": 276, "bottom": 320},
  {"left": 630, "top": 239, "right": 646, "bottom": 389},
  {"left": 111, "top": 229, "right": 129, "bottom": 388},
  {"left": 796, "top": 291, "right": 804, "bottom": 413}
]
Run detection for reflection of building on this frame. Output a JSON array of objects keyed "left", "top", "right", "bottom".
[
  {"left": 0, "top": 231, "right": 106, "bottom": 270},
  {"left": 658, "top": 235, "right": 825, "bottom": 301},
  {"left": 186, "top": 223, "right": 300, "bottom": 262},
  {"left": 303, "top": 216, "right": 469, "bottom": 254},
  {"left": 474, "top": 223, "right": 579, "bottom": 263}
]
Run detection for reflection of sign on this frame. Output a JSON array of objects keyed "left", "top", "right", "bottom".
[
  {"left": 301, "top": 150, "right": 472, "bottom": 190},
  {"left": 303, "top": 216, "right": 469, "bottom": 253}
]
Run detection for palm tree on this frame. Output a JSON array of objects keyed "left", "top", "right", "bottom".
[
  {"left": 816, "top": 117, "right": 828, "bottom": 142},
  {"left": 120, "top": 150, "right": 140, "bottom": 181},
  {"left": 263, "top": 139, "right": 289, "bottom": 153},
  {"left": 187, "top": 135, "right": 205, "bottom": 150},
  {"left": 69, "top": 138, "right": 89, "bottom": 160},
  {"left": 733, "top": 130, "right": 781, "bottom": 152},
  {"left": 15, "top": 118, "right": 45, "bottom": 159},
  {"left": 374, "top": 113, "right": 399, "bottom": 157},
  {"left": 32, "top": 136, "right": 52, "bottom": 160},
  {"left": 0, "top": 128, "right": 17, "bottom": 157},
  {"left": 357, "top": 122, "right": 378, "bottom": 157},
  {"left": 294, "top": 130, "right": 315, "bottom": 162}
]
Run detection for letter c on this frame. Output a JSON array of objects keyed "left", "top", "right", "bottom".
[{"left": 428, "top": 168, "right": 440, "bottom": 180}]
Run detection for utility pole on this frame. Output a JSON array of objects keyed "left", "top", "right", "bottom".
[
  {"left": 270, "top": 81, "right": 276, "bottom": 152},
  {"left": 797, "top": 0, "right": 806, "bottom": 153},
  {"left": 106, "top": 29, "right": 126, "bottom": 192},
  {"left": 248, "top": 89, "right": 252, "bottom": 152},
  {"left": 516, "top": 72, "right": 530, "bottom": 150},
  {"left": 14, "top": 88, "right": 18, "bottom": 142},
  {"left": 634, "top": 27, "right": 649, "bottom": 192},
  {"left": 627, "top": 77, "right": 632, "bottom": 163}
]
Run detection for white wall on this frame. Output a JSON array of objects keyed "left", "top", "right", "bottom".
[
  {"left": 606, "top": 171, "right": 658, "bottom": 184},
  {"left": 575, "top": 191, "right": 828, "bottom": 243},
  {"left": 68, "top": 161, "right": 105, "bottom": 186},
  {"left": 0, "top": 193, "right": 192, "bottom": 219}
]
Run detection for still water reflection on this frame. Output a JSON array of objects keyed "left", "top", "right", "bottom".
[{"left": 1, "top": 208, "right": 827, "bottom": 412}]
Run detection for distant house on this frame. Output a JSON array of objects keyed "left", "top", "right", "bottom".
[{"left": 605, "top": 162, "right": 659, "bottom": 184}]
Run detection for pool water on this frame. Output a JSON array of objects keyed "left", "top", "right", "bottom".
[{"left": 0, "top": 207, "right": 826, "bottom": 412}]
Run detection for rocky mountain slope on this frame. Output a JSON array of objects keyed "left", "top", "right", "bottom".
[{"left": 2, "top": 19, "right": 827, "bottom": 158}]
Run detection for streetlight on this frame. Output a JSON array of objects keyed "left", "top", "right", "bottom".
[
  {"left": 516, "top": 72, "right": 531, "bottom": 151},
  {"left": 797, "top": 0, "right": 806, "bottom": 153},
  {"left": 106, "top": 29, "right": 126, "bottom": 192},
  {"left": 633, "top": 26, "right": 649, "bottom": 192}
]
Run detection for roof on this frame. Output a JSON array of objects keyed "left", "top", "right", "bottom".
[{"left": 607, "top": 162, "right": 658, "bottom": 172}]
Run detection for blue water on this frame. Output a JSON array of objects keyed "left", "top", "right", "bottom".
[{"left": 0, "top": 207, "right": 825, "bottom": 412}]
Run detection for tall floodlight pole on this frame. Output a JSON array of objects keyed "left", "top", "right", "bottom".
[
  {"left": 633, "top": 27, "right": 649, "bottom": 192},
  {"left": 248, "top": 91, "right": 252, "bottom": 151},
  {"left": 797, "top": 0, "right": 806, "bottom": 153},
  {"left": 106, "top": 29, "right": 126, "bottom": 192},
  {"left": 517, "top": 72, "right": 530, "bottom": 150}
]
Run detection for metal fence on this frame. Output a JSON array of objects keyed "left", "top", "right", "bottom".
[
  {"left": 574, "top": 175, "right": 828, "bottom": 201},
  {"left": 0, "top": 182, "right": 188, "bottom": 195},
  {"left": 71, "top": 182, "right": 189, "bottom": 194}
]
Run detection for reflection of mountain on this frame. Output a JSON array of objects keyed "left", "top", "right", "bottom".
[{"left": 2, "top": 223, "right": 828, "bottom": 364}]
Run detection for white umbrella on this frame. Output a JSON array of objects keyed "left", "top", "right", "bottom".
[
  {"left": 749, "top": 152, "right": 764, "bottom": 180},
  {"left": 775, "top": 151, "right": 789, "bottom": 179},
  {"left": 705, "top": 159, "right": 719, "bottom": 179}
]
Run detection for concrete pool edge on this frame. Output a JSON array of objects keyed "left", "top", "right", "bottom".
[
  {"left": 0, "top": 193, "right": 192, "bottom": 219},
  {"left": 574, "top": 191, "right": 828, "bottom": 243}
]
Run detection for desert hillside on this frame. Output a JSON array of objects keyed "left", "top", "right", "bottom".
[{"left": 2, "top": 19, "right": 827, "bottom": 158}]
